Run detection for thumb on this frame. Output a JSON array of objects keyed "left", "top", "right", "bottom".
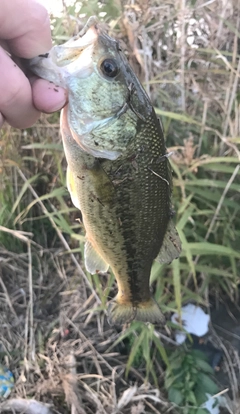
[{"left": 31, "top": 78, "right": 68, "bottom": 113}]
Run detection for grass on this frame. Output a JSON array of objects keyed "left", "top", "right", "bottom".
[{"left": 0, "top": 0, "right": 240, "bottom": 413}]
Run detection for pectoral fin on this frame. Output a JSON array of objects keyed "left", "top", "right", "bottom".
[
  {"left": 156, "top": 220, "right": 181, "bottom": 264},
  {"left": 66, "top": 167, "right": 81, "bottom": 210},
  {"left": 84, "top": 240, "right": 109, "bottom": 274}
]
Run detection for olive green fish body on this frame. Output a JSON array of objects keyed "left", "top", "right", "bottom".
[
  {"left": 62, "top": 104, "right": 171, "bottom": 323},
  {"left": 29, "top": 17, "right": 181, "bottom": 324}
]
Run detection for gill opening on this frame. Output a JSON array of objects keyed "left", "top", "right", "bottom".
[{"left": 112, "top": 82, "right": 147, "bottom": 122}]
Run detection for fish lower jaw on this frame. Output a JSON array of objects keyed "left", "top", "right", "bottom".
[{"left": 107, "top": 297, "right": 165, "bottom": 326}]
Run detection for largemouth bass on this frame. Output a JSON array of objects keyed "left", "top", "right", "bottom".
[{"left": 29, "top": 17, "right": 181, "bottom": 325}]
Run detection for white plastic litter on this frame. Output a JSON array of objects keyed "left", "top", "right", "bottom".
[
  {"left": 0, "top": 398, "right": 53, "bottom": 414},
  {"left": 201, "top": 393, "right": 227, "bottom": 414},
  {"left": 171, "top": 304, "right": 210, "bottom": 345}
]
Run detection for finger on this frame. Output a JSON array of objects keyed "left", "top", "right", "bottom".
[
  {"left": 0, "top": 47, "right": 40, "bottom": 128},
  {"left": 0, "top": 0, "right": 51, "bottom": 58},
  {"left": 31, "top": 78, "right": 68, "bottom": 113}
]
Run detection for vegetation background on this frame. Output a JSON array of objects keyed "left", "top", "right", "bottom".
[{"left": 0, "top": 0, "right": 239, "bottom": 413}]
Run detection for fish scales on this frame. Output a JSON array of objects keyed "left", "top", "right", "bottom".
[
  {"left": 29, "top": 16, "right": 181, "bottom": 324},
  {"left": 106, "top": 115, "right": 171, "bottom": 302}
]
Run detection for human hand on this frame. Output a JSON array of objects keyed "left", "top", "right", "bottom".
[{"left": 0, "top": 0, "right": 67, "bottom": 129}]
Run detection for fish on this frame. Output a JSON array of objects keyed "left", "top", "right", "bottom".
[{"left": 29, "top": 16, "right": 181, "bottom": 325}]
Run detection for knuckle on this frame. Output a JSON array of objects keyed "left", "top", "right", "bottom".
[
  {"left": 30, "top": 2, "right": 50, "bottom": 28},
  {"left": 0, "top": 82, "right": 24, "bottom": 109}
]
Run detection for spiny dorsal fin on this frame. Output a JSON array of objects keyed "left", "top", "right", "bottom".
[
  {"left": 84, "top": 240, "right": 109, "bottom": 274},
  {"left": 155, "top": 220, "right": 181, "bottom": 264}
]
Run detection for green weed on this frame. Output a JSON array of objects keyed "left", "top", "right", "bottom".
[{"left": 165, "top": 348, "right": 218, "bottom": 414}]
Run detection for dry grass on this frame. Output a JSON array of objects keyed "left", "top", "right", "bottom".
[
  {"left": 0, "top": 234, "right": 171, "bottom": 413},
  {"left": 0, "top": 0, "right": 240, "bottom": 413}
]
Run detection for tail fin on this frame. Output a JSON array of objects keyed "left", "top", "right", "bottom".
[{"left": 107, "top": 298, "right": 165, "bottom": 326}]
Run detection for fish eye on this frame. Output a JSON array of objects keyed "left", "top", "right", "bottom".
[{"left": 100, "top": 58, "right": 119, "bottom": 78}]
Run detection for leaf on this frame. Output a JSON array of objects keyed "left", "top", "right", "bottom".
[
  {"left": 177, "top": 229, "right": 196, "bottom": 281},
  {"left": 177, "top": 204, "right": 195, "bottom": 231},
  {"left": 126, "top": 329, "right": 145, "bottom": 376},
  {"left": 14, "top": 187, "right": 67, "bottom": 224},
  {"left": 152, "top": 334, "right": 170, "bottom": 368},
  {"left": 150, "top": 260, "right": 164, "bottom": 284},
  {"left": 168, "top": 387, "right": 183, "bottom": 405},
  {"left": 167, "top": 356, "right": 183, "bottom": 371},
  {"left": 191, "top": 349, "right": 208, "bottom": 360},
  {"left": 71, "top": 233, "right": 86, "bottom": 242},
  {"left": 178, "top": 194, "right": 194, "bottom": 215},
  {"left": 11, "top": 174, "right": 40, "bottom": 214},
  {"left": 220, "top": 18, "right": 240, "bottom": 38},
  {"left": 197, "top": 373, "right": 219, "bottom": 395},
  {"left": 187, "top": 390, "right": 197, "bottom": 405},
  {"left": 117, "top": 386, "right": 138, "bottom": 410},
  {"left": 155, "top": 108, "right": 201, "bottom": 125},
  {"left": 179, "top": 263, "right": 234, "bottom": 279},
  {"left": 182, "top": 242, "right": 240, "bottom": 259},
  {"left": 22, "top": 143, "right": 63, "bottom": 151},
  {"left": 172, "top": 259, "right": 182, "bottom": 319},
  {"left": 185, "top": 156, "right": 239, "bottom": 174},
  {"left": 109, "top": 321, "right": 144, "bottom": 350},
  {"left": 197, "top": 47, "right": 236, "bottom": 57},
  {"left": 177, "top": 178, "right": 239, "bottom": 192},
  {"left": 193, "top": 187, "right": 239, "bottom": 209},
  {"left": 195, "top": 358, "right": 214, "bottom": 374}
]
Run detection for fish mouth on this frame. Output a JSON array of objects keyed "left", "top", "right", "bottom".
[
  {"left": 50, "top": 16, "right": 99, "bottom": 67},
  {"left": 28, "top": 16, "right": 100, "bottom": 86}
]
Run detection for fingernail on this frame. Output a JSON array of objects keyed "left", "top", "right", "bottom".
[{"left": 47, "top": 97, "right": 68, "bottom": 113}]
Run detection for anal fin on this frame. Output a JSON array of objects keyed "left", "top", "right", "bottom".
[
  {"left": 156, "top": 220, "right": 181, "bottom": 264},
  {"left": 84, "top": 240, "right": 109, "bottom": 274}
]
